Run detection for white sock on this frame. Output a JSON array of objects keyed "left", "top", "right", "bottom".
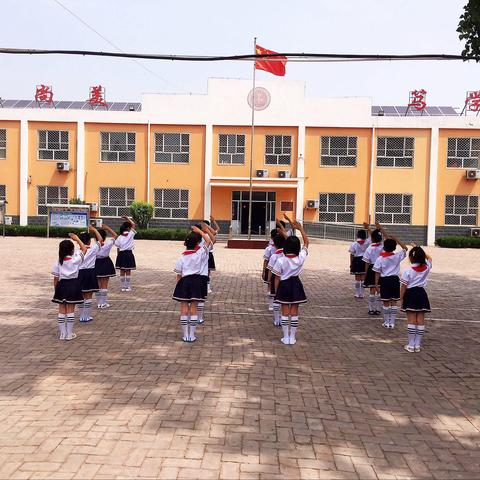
[
  {"left": 382, "top": 306, "right": 389, "bottom": 324},
  {"left": 368, "top": 295, "right": 375, "bottom": 311},
  {"left": 78, "top": 301, "right": 85, "bottom": 320},
  {"left": 359, "top": 284, "right": 365, "bottom": 297},
  {"left": 415, "top": 325, "right": 425, "bottom": 347},
  {"left": 390, "top": 306, "right": 398, "bottom": 327},
  {"left": 66, "top": 313, "right": 75, "bottom": 336},
  {"left": 375, "top": 294, "right": 382, "bottom": 312},
  {"left": 125, "top": 276, "right": 131, "bottom": 289},
  {"left": 407, "top": 324, "right": 416, "bottom": 347},
  {"left": 267, "top": 295, "right": 274, "bottom": 310},
  {"left": 273, "top": 304, "right": 280, "bottom": 325},
  {"left": 354, "top": 281, "right": 361, "bottom": 296},
  {"left": 121, "top": 276, "right": 127, "bottom": 289},
  {"left": 189, "top": 315, "right": 198, "bottom": 341},
  {"left": 180, "top": 315, "right": 188, "bottom": 340},
  {"left": 103, "top": 289, "right": 108, "bottom": 305},
  {"left": 84, "top": 299, "right": 92, "bottom": 320},
  {"left": 281, "top": 316, "right": 289, "bottom": 343},
  {"left": 95, "top": 290, "right": 102, "bottom": 307},
  {"left": 290, "top": 316, "right": 299, "bottom": 344},
  {"left": 57, "top": 313, "right": 66, "bottom": 339},
  {"left": 198, "top": 303, "right": 204, "bottom": 322}
]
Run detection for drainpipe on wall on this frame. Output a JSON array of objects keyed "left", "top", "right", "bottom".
[
  {"left": 427, "top": 127, "right": 439, "bottom": 246},
  {"left": 368, "top": 124, "right": 376, "bottom": 224},
  {"left": 146, "top": 121, "right": 151, "bottom": 204}
]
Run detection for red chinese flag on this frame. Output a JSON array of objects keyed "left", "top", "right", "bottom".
[{"left": 255, "top": 45, "right": 287, "bottom": 77}]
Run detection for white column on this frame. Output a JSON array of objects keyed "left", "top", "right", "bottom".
[
  {"left": 76, "top": 121, "right": 85, "bottom": 200},
  {"left": 296, "top": 125, "right": 306, "bottom": 222},
  {"left": 427, "top": 127, "right": 439, "bottom": 246},
  {"left": 19, "top": 119, "right": 29, "bottom": 225},
  {"left": 203, "top": 124, "right": 213, "bottom": 220}
]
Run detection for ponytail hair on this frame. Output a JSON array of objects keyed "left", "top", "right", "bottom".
[
  {"left": 58, "top": 239, "right": 74, "bottom": 265},
  {"left": 409, "top": 246, "right": 427, "bottom": 265}
]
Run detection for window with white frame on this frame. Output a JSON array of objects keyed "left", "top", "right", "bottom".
[
  {"left": 320, "top": 136, "right": 357, "bottom": 166},
  {"left": 318, "top": 193, "right": 355, "bottom": 223},
  {"left": 377, "top": 137, "right": 414, "bottom": 167},
  {"left": 0, "top": 129, "right": 6, "bottom": 159},
  {"left": 0, "top": 185, "right": 6, "bottom": 202},
  {"left": 445, "top": 195, "right": 478, "bottom": 225},
  {"left": 447, "top": 138, "right": 480, "bottom": 168},
  {"left": 38, "top": 130, "right": 69, "bottom": 160},
  {"left": 99, "top": 187, "right": 135, "bottom": 217},
  {"left": 154, "top": 133, "right": 190, "bottom": 163},
  {"left": 154, "top": 188, "right": 189, "bottom": 219},
  {"left": 37, "top": 186, "right": 68, "bottom": 215},
  {"left": 375, "top": 193, "right": 412, "bottom": 224},
  {"left": 265, "top": 135, "right": 291, "bottom": 165},
  {"left": 219, "top": 134, "right": 245, "bottom": 164},
  {"left": 100, "top": 132, "right": 135, "bottom": 162}
]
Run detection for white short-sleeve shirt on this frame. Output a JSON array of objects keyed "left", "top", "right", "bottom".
[
  {"left": 51, "top": 251, "right": 85, "bottom": 280},
  {"left": 362, "top": 242, "right": 384, "bottom": 265},
  {"left": 372, "top": 249, "right": 407, "bottom": 277},
  {"left": 174, "top": 245, "right": 209, "bottom": 277},
  {"left": 79, "top": 242, "right": 101, "bottom": 270},
  {"left": 114, "top": 229, "right": 136, "bottom": 251},
  {"left": 271, "top": 246, "right": 308, "bottom": 281},
  {"left": 349, "top": 238, "right": 371, "bottom": 257},
  {"left": 97, "top": 239, "right": 115, "bottom": 259},
  {"left": 400, "top": 260, "right": 432, "bottom": 288},
  {"left": 267, "top": 249, "right": 284, "bottom": 271},
  {"left": 263, "top": 244, "right": 276, "bottom": 262}
]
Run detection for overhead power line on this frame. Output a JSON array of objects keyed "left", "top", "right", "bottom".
[{"left": 0, "top": 47, "right": 479, "bottom": 63}]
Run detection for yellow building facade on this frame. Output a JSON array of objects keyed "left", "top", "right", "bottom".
[{"left": 0, "top": 78, "right": 479, "bottom": 245}]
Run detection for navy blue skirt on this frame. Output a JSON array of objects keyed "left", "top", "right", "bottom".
[
  {"left": 208, "top": 252, "right": 216, "bottom": 271},
  {"left": 363, "top": 264, "right": 377, "bottom": 288},
  {"left": 350, "top": 256, "right": 366, "bottom": 275},
  {"left": 78, "top": 268, "right": 100, "bottom": 293},
  {"left": 275, "top": 276, "right": 307, "bottom": 305},
  {"left": 116, "top": 250, "right": 136, "bottom": 270},
  {"left": 402, "top": 286, "right": 431, "bottom": 312},
  {"left": 379, "top": 275, "right": 400, "bottom": 301},
  {"left": 52, "top": 278, "right": 84, "bottom": 304},
  {"left": 173, "top": 274, "right": 206, "bottom": 302},
  {"left": 95, "top": 257, "right": 116, "bottom": 278}
]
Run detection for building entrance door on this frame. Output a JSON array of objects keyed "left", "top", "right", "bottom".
[{"left": 231, "top": 191, "right": 276, "bottom": 236}]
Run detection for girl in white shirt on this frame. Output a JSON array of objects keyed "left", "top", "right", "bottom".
[
  {"left": 348, "top": 222, "right": 371, "bottom": 299},
  {"left": 173, "top": 225, "right": 212, "bottom": 342},
  {"left": 95, "top": 225, "right": 118, "bottom": 309},
  {"left": 52, "top": 234, "right": 87, "bottom": 340},
  {"left": 271, "top": 221, "right": 309, "bottom": 345},
  {"left": 262, "top": 228, "right": 278, "bottom": 311},
  {"left": 267, "top": 233, "right": 286, "bottom": 327},
  {"left": 400, "top": 246, "right": 432, "bottom": 353},
  {"left": 362, "top": 226, "right": 384, "bottom": 315},
  {"left": 114, "top": 216, "right": 137, "bottom": 292}
]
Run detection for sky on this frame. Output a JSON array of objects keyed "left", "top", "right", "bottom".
[{"left": 0, "top": 0, "right": 476, "bottom": 107}]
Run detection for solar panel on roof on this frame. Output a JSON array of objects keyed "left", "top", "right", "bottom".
[
  {"left": 109, "top": 103, "right": 127, "bottom": 111},
  {"left": 395, "top": 106, "right": 408, "bottom": 116},
  {"left": 2, "top": 100, "right": 16, "bottom": 107},
  {"left": 425, "top": 106, "right": 441, "bottom": 116},
  {"left": 382, "top": 106, "right": 397, "bottom": 114},
  {"left": 439, "top": 106, "right": 458, "bottom": 116}
]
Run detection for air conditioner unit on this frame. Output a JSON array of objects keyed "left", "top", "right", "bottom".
[
  {"left": 256, "top": 169, "right": 268, "bottom": 178},
  {"left": 306, "top": 199, "right": 319, "bottom": 209},
  {"left": 466, "top": 169, "right": 480, "bottom": 180},
  {"left": 278, "top": 170, "right": 291, "bottom": 178},
  {"left": 471, "top": 227, "right": 480, "bottom": 237},
  {"left": 56, "top": 161, "right": 70, "bottom": 172},
  {"left": 90, "top": 218, "right": 103, "bottom": 228},
  {"left": 89, "top": 202, "right": 98, "bottom": 212}
]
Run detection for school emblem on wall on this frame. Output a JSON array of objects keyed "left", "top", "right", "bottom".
[{"left": 247, "top": 87, "right": 271, "bottom": 111}]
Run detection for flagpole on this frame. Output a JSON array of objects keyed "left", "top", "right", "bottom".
[{"left": 247, "top": 37, "right": 257, "bottom": 240}]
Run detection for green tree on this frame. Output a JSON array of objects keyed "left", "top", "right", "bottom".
[
  {"left": 458, "top": 0, "right": 480, "bottom": 57},
  {"left": 130, "top": 201, "right": 154, "bottom": 229}
]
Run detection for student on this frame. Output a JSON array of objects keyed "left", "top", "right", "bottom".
[
  {"left": 52, "top": 233, "right": 87, "bottom": 340},
  {"left": 282, "top": 213, "right": 295, "bottom": 237},
  {"left": 271, "top": 221, "right": 309, "bottom": 345},
  {"left": 95, "top": 224, "right": 118, "bottom": 309},
  {"left": 262, "top": 228, "right": 278, "bottom": 311},
  {"left": 204, "top": 216, "right": 220, "bottom": 294},
  {"left": 173, "top": 225, "right": 212, "bottom": 342},
  {"left": 362, "top": 223, "right": 384, "bottom": 315},
  {"left": 373, "top": 231, "right": 407, "bottom": 329},
  {"left": 115, "top": 216, "right": 137, "bottom": 292},
  {"left": 348, "top": 222, "right": 371, "bottom": 298},
  {"left": 400, "top": 246, "right": 432, "bottom": 352},
  {"left": 197, "top": 222, "right": 217, "bottom": 324},
  {"left": 267, "top": 230, "right": 287, "bottom": 326},
  {"left": 78, "top": 226, "right": 103, "bottom": 322}
]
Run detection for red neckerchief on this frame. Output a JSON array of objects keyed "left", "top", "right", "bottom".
[
  {"left": 371, "top": 243, "right": 381, "bottom": 247},
  {"left": 412, "top": 264, "right": 428, "bottom": 272},
  {"left": 275, "top": 248, "right": 284, "bottom": 254},
  {"left": 63, "top": 256, "right": 72, "bottom": 261},
  {"left": 357, "top": 239, "right": 365, "bottom": 245},
  {"left": 285, "top": 253, "right": 297, "bottom": 258},
  {"left": 122, "top": 232, "right": 129, "bottom": 236},
  {"left": 183, "top": 245, "right": 201, "bottom": 256},
  {"left": 380, "top": 251, "right": 394, "bottom": 257}
]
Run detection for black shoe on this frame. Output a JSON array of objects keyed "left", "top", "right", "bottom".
[{"left": 368, "top": 310, "right": 376, "bottom": 315}]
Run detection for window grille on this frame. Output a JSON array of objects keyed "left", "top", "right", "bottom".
[
  {"left": 265, "top": 135, "right": 291, "bottom": 165},
  {"left": 99, "top": 187, "right": 135, "bottom": 217},
  {"left": 100, "top": 132, "right": 136, "bottom": 162},
  {"left": 375, "top": 193, "right": 412, "bottom": 224},
  {"left": 445, "top": 195, "right": 478, "bottom": 225},
  {"left": 318, "top": 193, "right": 355, "bottom": 223},
  {"left": 38, "top": 130, "right": 69, "bottom": 160},
  {"left": 447, "top": 137, "right": 480, "bottom": 168},
  {"left": 154, "top": 188, "right": 189, "bottom": 219},
  {"left": 0, "top": 129, "right": 6, "bottom": 159},
  {"left": 219, "top": 134, "right": 245, "bottom": 164},
  {"left": 154, "top": 133, "right": 189, "bottom": 163},
  {"left": 0, "top": 185, "right": 5, "bottom": 202},
  {"left": 377, "top": 137, "right": 414, "bottom": 167},
  {"left": 37, "top": 185, "right": 68, "bottom": 215},
  {"left": 320, "top": 136, "right": 357, "bottom": 166}
]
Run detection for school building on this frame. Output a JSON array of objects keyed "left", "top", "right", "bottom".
[{"left": 0, "top": 77, "right": 479, "bottom": 245}]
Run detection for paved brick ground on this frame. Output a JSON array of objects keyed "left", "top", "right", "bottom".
[{"left": 0, "top": 237, "right": 479, "bottom": 479}]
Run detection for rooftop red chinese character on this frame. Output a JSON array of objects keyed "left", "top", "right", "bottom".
[
  {"left": 408, "top": 89, "right": 427, "bottom": 111},
  {"left": 35, "top": 85, "right": 53, "bottom": 104},
  {"left": 88, "top": 85, "right": 107, "bottom": 107}
]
